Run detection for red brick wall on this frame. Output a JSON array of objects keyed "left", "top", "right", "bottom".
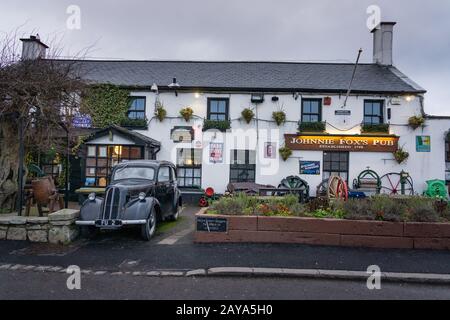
[{"left": 194, "top": 214, "right": 450, "bottom": 250}]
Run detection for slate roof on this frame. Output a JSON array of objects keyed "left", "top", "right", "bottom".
[
  {"left": 56, "top": 59, "right": 426, "bottom": 94},
  {"left": 86, "top": 125, "right": 161, "bottom": 147}
]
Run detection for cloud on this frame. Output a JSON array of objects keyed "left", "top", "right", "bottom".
[{"left": 0, "top": 0, "right": 449, "bottom": 114}]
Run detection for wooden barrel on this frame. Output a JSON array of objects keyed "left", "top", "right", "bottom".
[{"left": 31, "top": 176, "right": 53, "bottom": 205}]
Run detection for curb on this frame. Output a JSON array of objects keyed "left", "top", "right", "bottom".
[{"left": 1, "top": 263, "right": 450, "bottom": 284}]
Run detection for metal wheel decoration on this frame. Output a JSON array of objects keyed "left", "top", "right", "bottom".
[
  {"left": 316, "top": 178, "right": 329, "bottom": 198},
  {"left": 327, "top": 175, "right": 348, "bottom": 201},
  {"left": 380, "top": 172, "right": 414, "bottom": 196},
  {"left": 277, "top": 175, "right": 310, "bottom": 202}
]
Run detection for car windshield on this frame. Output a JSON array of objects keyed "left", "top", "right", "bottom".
[{"left": 112, "top": 166, "right": 155, "bottom": 181}]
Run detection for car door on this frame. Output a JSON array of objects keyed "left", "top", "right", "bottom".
[{"left": 156, "top": 166, "right": 171, "bottom": 214}]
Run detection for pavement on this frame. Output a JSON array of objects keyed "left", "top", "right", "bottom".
[{"left": 1, "top": 205, "right": 450, "bottom": 299}]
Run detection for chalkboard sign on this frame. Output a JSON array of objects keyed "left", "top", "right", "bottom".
[{"left": 197, "top": 216, "right": 228, "bottom": 232}]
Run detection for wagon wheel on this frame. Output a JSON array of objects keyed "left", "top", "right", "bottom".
[
  {"left": 277, "top": 176, "right": 310, "bottom": 202},
  {"left": 316, "top": 178, "right": 329, "bottom": 198},
  {"left": 380, "top": 172, "right": 414, "bottom": 196},
  {"left": 327, "top": 175, "right": 348, "bottom": 201}
]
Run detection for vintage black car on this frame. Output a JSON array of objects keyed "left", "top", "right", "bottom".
[{"left": 76, "top": 160, "right": 182, "bottom": 240}]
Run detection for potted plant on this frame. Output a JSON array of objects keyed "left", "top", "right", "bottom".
[
  {"left": 408, "top": 116, "right": 425, "bottom": 130},
  {"left": 361, "top": 123, "right": 390, "bottom": 134},
  {"left": 298, "top": 121, "right": 326, "bottom": 133},
  {"left": 272, "top": 110, "right": 286, "bottom": 126},
  {"left": 155, "top": 101, "right": 167, "bottom": 122},
  {"left": 393, "top": 147, "right": 409, "bottom": 164},
  {"left": 241, "top": 108, "right": 255, "bottom": 124},
  {"left": 120, "top": 117, "right": 148, "bottom": 129},
  {"left": 202, "top": 119, "right": 231, "bottom": 132},
  {"left": 279, "top": 146, "right": 292, "bottom": 161},
  {"left": 179, "top": 107, "right": 194, "bottom": 122}
]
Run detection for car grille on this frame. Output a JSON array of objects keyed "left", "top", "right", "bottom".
[{"left": 102, "top": 187, "right": 121, "bottom": 220}]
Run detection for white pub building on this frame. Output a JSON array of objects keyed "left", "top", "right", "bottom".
[{"left": 22, "top": 22, "right": 450, "bottom": 198}]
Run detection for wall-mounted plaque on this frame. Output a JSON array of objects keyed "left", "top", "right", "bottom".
[
  {"left": 196, "top": 216, "right": 228, "bottom": 233},
  {"left": 416, "top": 136, "right": 431, "bottom": 152},
  {"left": 300, "top": 161, "right": 321, "bottom": 175},
  {"left": 209, "top": 143, "right": 223, "bottom": 163}
]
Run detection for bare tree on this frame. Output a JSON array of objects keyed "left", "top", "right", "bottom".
[{"left": 0, "top": 30, "right": 88, "bottom": 211}]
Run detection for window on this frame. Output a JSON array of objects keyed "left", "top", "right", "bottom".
[
  {"left": 85, "top": 144, "right": 144, "bottom": 187},
  {"left": 323, "top": 152, "right": 349, "bottom": 182},
  {"left": 207, "top": 98, "right": 229, "bottom": 121},
  {"left": 230, "top": 150, "right": 256, "bottom": 183},
  {"left": 158, "top": 167, "right": 171, "bottom": 182},
  {"left": 301, "top": 99, "right": 322, "bottom": 123},
  {"left": 364, "top": 100, "right": 384, "bottom": 125},
  {"left": 113, "top": 167, "right": 155, "bottom": 181},
  {"left": 177, "top": 148, "right": 202, "bottom": 188},
  {"left": 127, "top": 97, "right": 146, "bottom": 120}
]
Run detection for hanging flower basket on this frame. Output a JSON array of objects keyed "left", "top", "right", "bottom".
[
  {"left": 272, "top": 111, "right": 286, "bottom": 126},
  {"left": 179, "top": 107, "right": 194, "bottom": 122},
  {"left": 393, "top": 147, "right": 409, "bottom": 164},
  {"left": 241, "top": 108, "right": 255, "bottom": 124},
  {"left": 408, "top": 116, "right": 425, "bottom": 130},
  {"left": 279, "top": 147, "right": 292, "bottom": 161},
  {"left": 155, "top": 102, "right": 167, "bottom": 122}
]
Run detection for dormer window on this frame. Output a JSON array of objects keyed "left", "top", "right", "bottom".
[
  {"left": 207, "top": 98, "right": 229, "bottom": 121},
  {"left": 364, "top": 100, "right": 384, "bottom": 125},
  {"left": 127, "top": 97, "right": 146, "bottom": 119},
  {"left": 301, "top": 99, "right": 322, "bottom": 122}
]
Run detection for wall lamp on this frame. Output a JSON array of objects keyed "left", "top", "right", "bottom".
[{"left": 168, "top": 77, "right": 180, "bottom": 96}]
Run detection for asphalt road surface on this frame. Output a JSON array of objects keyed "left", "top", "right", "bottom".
[{"left": 1, "top": 270, "right": 450, "bottom": 300}]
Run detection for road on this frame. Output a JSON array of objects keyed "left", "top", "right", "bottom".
[{"left": 1, "top": 269, "right": 449, "bottom": 300}]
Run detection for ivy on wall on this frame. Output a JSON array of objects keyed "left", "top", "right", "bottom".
[{"left": 81, "top": 84, "right": 130, "bottom": 128}]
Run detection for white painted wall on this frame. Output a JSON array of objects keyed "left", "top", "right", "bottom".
[{"left": 130, "top": 90, "right": 450, "bottom": 196}]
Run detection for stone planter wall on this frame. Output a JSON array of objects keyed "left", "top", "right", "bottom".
[
  {"left": 195, "top": 213, "right": 450, "bottom": 250},
  {"left": 0, "top": 209, "right": 79, "bottom": 245}
]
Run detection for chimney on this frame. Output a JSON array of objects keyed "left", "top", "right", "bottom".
[
  {"left": 20, "top": 34, "right": 49, "bottom": 60},
  {"left": 371, "top": 22, "right": 396, "bottom": 66}
]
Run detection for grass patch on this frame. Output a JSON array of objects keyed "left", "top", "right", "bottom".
[{"left": 156, "top": 216, "right": 184, "bottom": 234}]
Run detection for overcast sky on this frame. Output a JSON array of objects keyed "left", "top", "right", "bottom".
[{"left": 1, "top": 0, "right": 449, "bottom": 115}]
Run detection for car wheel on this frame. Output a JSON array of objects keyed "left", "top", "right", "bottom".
[
  {"left": 141, "top": 206, "right": 157, "bottom": 241},
  {"left": 80, "top": 226, "right": 98, "bottom": 238},
  {"left": 167, "top": 202, "right": 181, "bottom": 221}
]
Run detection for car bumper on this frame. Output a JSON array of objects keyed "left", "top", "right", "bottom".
[{"left": 75, "top": 220, "right": 147, "bottom": 227}]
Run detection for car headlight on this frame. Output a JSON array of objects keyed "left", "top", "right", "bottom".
[
  {"left": 88, "top": 193, "right": 96, "bottom": 201},
  {"left": 138, "top": 192, "right": 146, "bottom": 201}
]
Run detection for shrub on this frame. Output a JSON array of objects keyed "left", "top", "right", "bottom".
[
  {"left": 361, "top": 123, "right": 390, "bottom": 134},
  {"left": 120, "top": 117, "right": 148, "bottom": 128},
  {"left": 202, "top": 119, "right": 231, "bottom": 132},
  {"left": 241, "top": 108, "right": 255, "bottom": 124},
  {"left": 343, "top": 199, "right": 376, "bottom": 221},
  {"left": 298, "top": 122, "right": 326, "bottom": 133},
  {"left": 408, "top": 201, "right": 441, "bottom": 222}
]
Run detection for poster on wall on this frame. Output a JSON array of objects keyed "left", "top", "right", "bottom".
[
  {"left": 209, "top": 143, "right": 223, "bottom": 163},
  {"left": 299, "top": 161, "right": 320, "bottom": 175},
  {"left": 264, "top": 142, "right": 277, "bottom": 159},
  {"left": 416, "top": 136, "right": 431, "bottom": 152}
]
